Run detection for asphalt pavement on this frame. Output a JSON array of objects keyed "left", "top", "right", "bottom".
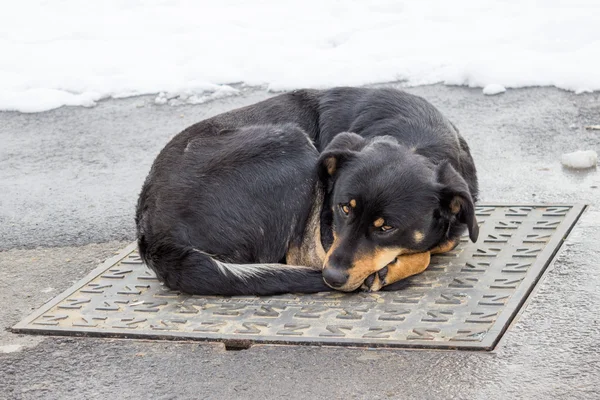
[{"left": 1, "top": 84, "right": 599, "bottom": 399}]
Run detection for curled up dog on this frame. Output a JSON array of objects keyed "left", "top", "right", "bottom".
[{"left": 135, "top": 87, "right": 479, "bottom": 295}]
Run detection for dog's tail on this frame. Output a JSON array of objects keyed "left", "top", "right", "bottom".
[{"left": 138, "top": 239, "right": 330, "bottom": 296}]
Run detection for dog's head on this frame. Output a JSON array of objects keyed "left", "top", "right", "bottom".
[{"left": 318, "top": 132, "right": 478, "bottom": 291}]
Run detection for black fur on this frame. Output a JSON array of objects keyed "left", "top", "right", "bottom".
[{"left": 136, "top": 87, "right": 479, "bottom": 295}]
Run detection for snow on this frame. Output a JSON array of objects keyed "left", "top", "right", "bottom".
[
  {"left": 483, "top": 84, "right": 506, "bottom": 96},
  {"left": 561, "top": 150, "right": 598, "bottom": 169},
  {"left": 1, "top": 1, "right": 600, "bottom": 113},
  {"left": 154, "top": 84, "right": 239, "bottom": 106}
]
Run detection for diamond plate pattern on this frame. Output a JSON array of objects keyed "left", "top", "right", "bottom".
[{"left": 13, "top": 205, "right": 584, "bottom": 350}]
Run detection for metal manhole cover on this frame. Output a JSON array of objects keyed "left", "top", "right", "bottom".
[{"left": 13, "top": 204, "right": 584, "bottom": 350}]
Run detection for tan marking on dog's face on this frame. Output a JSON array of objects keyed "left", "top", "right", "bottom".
[
  {"left": 373, "top": 218, "right": 385, "bottom": 228},
  {"left": 413, "top": 231, "right": 425, "bottom": 243},
  {"left": 349, "top": 199, "right": 357, "bottom": 208}
]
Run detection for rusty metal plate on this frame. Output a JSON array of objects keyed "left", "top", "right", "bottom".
[{"left": 13, "top": 205, "right": 584, "bottom": 350}]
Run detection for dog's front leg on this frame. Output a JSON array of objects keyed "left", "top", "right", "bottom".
[
  {"left": 362, "top": 239, "right": 458, "bottom": 292},
  {"left": 362, "top": 252, "right": 431, "bottom": 292},
  {"left": 429, "top": 239, "right": 459, "bottom": 255}
]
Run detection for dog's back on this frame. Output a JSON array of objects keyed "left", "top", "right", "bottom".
[{"left": 136, "top": 122, "right": 331, "bottom": 295}]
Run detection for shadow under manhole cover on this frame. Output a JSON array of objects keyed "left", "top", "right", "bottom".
[{"left": 13, "top": 204, "right": 585, "bottom": 350}]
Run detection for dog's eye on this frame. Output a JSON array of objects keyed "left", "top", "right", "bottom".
[
  {"left": 340, "top": 204, "right": 350, "bottom": 215},
  {"left": 380, "top": 225, "right": 394, "bottom": 232}
]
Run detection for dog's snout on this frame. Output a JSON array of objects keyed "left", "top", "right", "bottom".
[{"left": 322, "top": 267, "right": 349, "bottom": 288}]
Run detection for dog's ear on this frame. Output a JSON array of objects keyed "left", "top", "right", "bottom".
[
  {"left": 318, "top": 132, "right": 367, "bottom": 180},
  {"left": 436, "top": 161, "right": 479, "bottom": 242}
]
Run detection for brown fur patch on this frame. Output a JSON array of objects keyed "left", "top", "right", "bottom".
[
  {"left": 450, "top": 197, "right": 462, "bottom": 214},
  {"left": 349, "top": 199, "right": 357, "bottom": 208},
  {"left": 324, "top": 156, "right": 337, "bottom": 175},
  {"left": 285, "top": 183, "right": 327, "bottom": 270},
  {"left": 373, "top": 218, "right": 385, "bottom": 228},
  {"left": 322, "top": 231, "right": 339, "bottom": 270}
]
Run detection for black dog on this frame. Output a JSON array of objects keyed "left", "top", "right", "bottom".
[{"left": 136, "top": 87, "right": 478, "bottom": 295}]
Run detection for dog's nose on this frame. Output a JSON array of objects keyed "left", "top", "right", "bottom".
[{"left": 322, "top": 268, "right": 349, "bottom": 288}]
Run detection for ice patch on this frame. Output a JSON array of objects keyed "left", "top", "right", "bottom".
[
  {"left": 154, "top": 85, "right": 239, "bottom": 106},
  {"left": 483, "top": 84, "right": 506, "bottom": 96},
  {"left": 0, "top": 344, "right": 23, "bottom": 353},
  {"left": 1, "top": 1, "right": 600, "bottom": 112},
  {"left": 561, "top": 150, "right": 598, "bottom": 169}
]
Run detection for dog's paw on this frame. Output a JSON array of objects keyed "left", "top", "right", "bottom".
[{"left": 361, "top": 266, "right": 388, "bottom": 292}]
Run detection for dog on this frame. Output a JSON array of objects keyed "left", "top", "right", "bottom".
[{"left": 135, "top": 87, "right": 479, "bottom": 296}]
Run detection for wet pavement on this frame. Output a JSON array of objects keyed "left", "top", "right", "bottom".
[{"left": 1, "top": 85, "right": 599, "bottom": 399}]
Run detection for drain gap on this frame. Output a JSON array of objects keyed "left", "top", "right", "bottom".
[{"left": 223, "top": 339, "right": 252, "bottom": 351}]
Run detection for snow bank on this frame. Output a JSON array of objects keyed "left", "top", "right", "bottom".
[
  {"left": 1, "top": 0, "right": 600, "bottom": 112},
  {"left": 561, "top": 150, "right": 598, "bottom": 169}
]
